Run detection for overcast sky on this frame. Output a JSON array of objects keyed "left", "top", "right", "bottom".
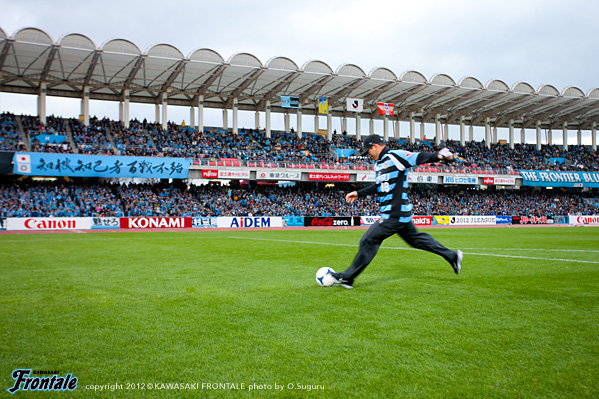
[{"left": 0, "top": 0, "right": 597, "bottom": 142}]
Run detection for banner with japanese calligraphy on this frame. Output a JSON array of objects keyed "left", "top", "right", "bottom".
[{"left": 13, "top": 153, "right": 191, "bottom": 179}]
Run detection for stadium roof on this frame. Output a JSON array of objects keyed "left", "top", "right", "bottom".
[{"left": 1, "top": 26, "right": 599, "bottom": 130}]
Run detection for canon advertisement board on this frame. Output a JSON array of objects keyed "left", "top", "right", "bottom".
[
  {"left": 120, "top": 217, "right": 193, "bottom": 229},
  {"left": 568, "top": 215, "right": 599, "bottom": 226},
  {"left": 304, "top": 217, "right": 360, "bottom": 227},
  {"left": 7, "top": 217, "right": 93, "bottom": 230}
]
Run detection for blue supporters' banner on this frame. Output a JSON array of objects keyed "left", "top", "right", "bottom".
[
  {"left": 13, "top": 152, "right": 191, "bottom": 179},
  {"left": 519, "top": 170, "right": 599, "bottom": 188},
  {"left": 31, "top": 134, "right": 66, "bottom": 144}
]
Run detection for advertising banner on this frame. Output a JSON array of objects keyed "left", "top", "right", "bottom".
[
  {"left": 13, "top": 152, "right": 190, "bottom": 179},
  {"left": 408, "top": 174, "right": 438, "bottom": 184},
  {"left": 443, "top": 176, "right": 478, "bottom": 185},
  {"left": 304, "top": 217, "right": 360, "bottom": 227},
  {"left": 448, "top": 216, "right": 496, "bottom": 225},
  {"left": 120, "top": 217, "right": 192, "bottom": 229},
  {"left": 308, "top": 173, "right": 351, "bottom": 181},
  {"left": 434, "top": 216, "right": 450, "bottom": 225},
  {"left": 360, "top": 216, "right": 381, "bottom": 225},
  {"left": 520, "top": 170, "right": 599, "bottom": 188},
  {"left": 412, "top": 216, "right": 433, "bottom": 226},
  {"left": 512, "top": 216, "right": 553, "bottom": 225},
  {"left": 7, "top": 217, "right": 93, "bottom": 230},
  {"left": 283, "top": 217, "right": 305, "bottom": 227},
  {"left": 257, "top": 171, "right": 301, "bottom": 180},
  {"left": 482, "top": 177, "right": 516, "bottom": 186},
  {"left": 356, "top": 173, "right": 375, "bottom": 182},
  {"left": 218, "top": 217, "right": 284, "bottom": 228},
  {"left": 201, "top": 169, "right": 219, "bottom": 179},
  {"left": 193, "top": 217, "right": 218, "bottom": 228},
  {"left": 217, "top": 170, "right": 251, "bottom": 179},
  {"left": 495, "top": 216, "right": 512, "bottom": 224},
  {"left": 91, "top": 217, "right": 120, "bottom": 229},
  {"left": 568, "top": 215, "right": 599, "bottom": 225},
  {"left": 346, "top": 98, "right": 364, "bottom": 113}
]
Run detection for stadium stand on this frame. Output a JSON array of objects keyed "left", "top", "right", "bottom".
[
  {"left": 9, "top": 113, "right": 598, "bottom": 173},
  {"left": 0, "top": 180, "right": 596, "bottom": 219}
]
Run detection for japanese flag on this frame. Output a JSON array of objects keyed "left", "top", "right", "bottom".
[{"left": 17, "top": 154, "right": 31, "bottom": 163}]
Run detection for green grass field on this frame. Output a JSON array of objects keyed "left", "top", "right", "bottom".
[{"left": 1, "top": 226, "right": 598, "bottom": 398}]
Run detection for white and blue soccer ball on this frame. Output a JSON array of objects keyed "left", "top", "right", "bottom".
[{"left": 315, "top": 267, "right": 335, "bottom": 287}]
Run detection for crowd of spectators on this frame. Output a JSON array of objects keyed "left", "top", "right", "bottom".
[
  {"left": 3, "top": 112, "right": 598, "bottom": 172},
  {"left": 0, "top": 180, "right": 596, "bottom": 219},
  {"left": 0, "top": 112, "right": 26, "bottom": 151}
]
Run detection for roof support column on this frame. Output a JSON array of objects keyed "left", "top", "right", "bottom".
[
  {"left": 383, "top": 115, "right": 389, "bottom": 141},
  {"left": 592, "top": 122, "right": 597, "bottom": 151},
  {"left": 420, "top": 120, "right": 425, "bottom": 140},
  {"left": 577, "top": 129, "right": 582, "bottom": 146},
  {"left": 155, "top": 103, "right": 161, "bottom": 124},
  {"left": 547, "top": 128, "right": 552, "bottom": 146},
  {"left": 222, "top": 108, "right": 228, "bottom": 132},
  {"left": 80, "top": 86, "right": 90, "bottom": 127},
  {"left": 492, "top": 126, "right": 497, "bottom": 144},
  {"left": 296, "top": 106, "right": 302, "bottom": 138},
  {"left": 284, "top": 111, "right": 290, "bottom": 134},
  {"left": 355, "top": 113, "right": 361, "bottom": 140},
  {"left": 460, "top": 116, "right": 466, "bottom": 146},
  {"left": 409, "top": 112, "right": 415, "bottom": 144},
  {"left": 435, "top": 114, "right": 441, "bottom": 145},
  {"left": 255, "top": 110, "right": 260, "bottom": 130},
  {"left": 161, "top": 93, "right": 168, "bottom": 130},
  {"left": 197, "top": 95, "right": 204, "bottom": 132},
  {"left": 119, "top": 102, "right": 124, "bottom": 124},
  {"left": 265, "top": 100, "right": 271, "bottom": 138},
  {"left": 232, "top": 98, "right": 238, "bottom": 134},
  {"left": 369, "top": 117, "right": 374, "bottom": 135},
  {"left": 314, "top": 114, "right": 319, "bottom": 134},
  {"left": 123, "top": 90, "right": 130, "bottom": 129},
  {"left": 37, "top": 82, "right": 47, "bottom": 125},
  {"left": 536, "top": 121, "right": 542, "bottom": 150},
  {"left": 444, "top": 121, "right": 449, "bottom": 143},
  {"left": 394, "top": 119, "right": 400, "bottom": 140},
  {"left": 508, "top": 120, "right": 514, "bottom": 149},
  {"left": 562, "top": 121, "right": 568, "bottom": 151},
  {"left": 520, "top": 127, "right": 525, "bottom": 144},
  {"left": 189, "top": 106, "right": 195, "bottom": 130},
  {"left": 484, "top": 117, "right": 490, "bottom": 148},
  {"left": 342, "top": 116, "right": 347, "bottom": 133},
  {"left": 326, "top": 107, "right": 332, "bottom": 141}
]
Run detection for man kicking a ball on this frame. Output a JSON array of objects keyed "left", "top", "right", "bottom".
[{"left": 331, "top": 134, "right": 462, "bottom": 289}]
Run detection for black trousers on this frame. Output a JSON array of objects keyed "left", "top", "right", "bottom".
[{"left": 339, "top": 218, "right": 457, "bottom": 281}]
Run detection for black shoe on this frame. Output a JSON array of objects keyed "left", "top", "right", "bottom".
[
  {"left": 331, "top": 273, "right": 354, "bottom": 289},
  {"left": 451, "top": 250, "right": 463, "bottom": 274}
]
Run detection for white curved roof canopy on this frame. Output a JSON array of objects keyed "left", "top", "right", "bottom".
[{"left": 1, "top": 26, "right": 598, "bottom": 129}]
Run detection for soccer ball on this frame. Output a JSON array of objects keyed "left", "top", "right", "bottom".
[{"left": 315, "top": 267, "right": 336, "bottom": 287}]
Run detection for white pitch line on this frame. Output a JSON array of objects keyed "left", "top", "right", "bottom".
[{"left": 228, "top": 236, "right": 599, "bottom": 265}]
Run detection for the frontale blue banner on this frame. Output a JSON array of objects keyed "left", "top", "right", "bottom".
[
  {"left": 519, "top": 170, "right": 599, "bottom": 187},
  {"left": 13, "top": 153, "right": 191, "bottom": 179}
]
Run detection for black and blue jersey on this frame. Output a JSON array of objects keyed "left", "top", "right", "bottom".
[{"left": 357, "top": 147, "right": 439, "bottom": 223}]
